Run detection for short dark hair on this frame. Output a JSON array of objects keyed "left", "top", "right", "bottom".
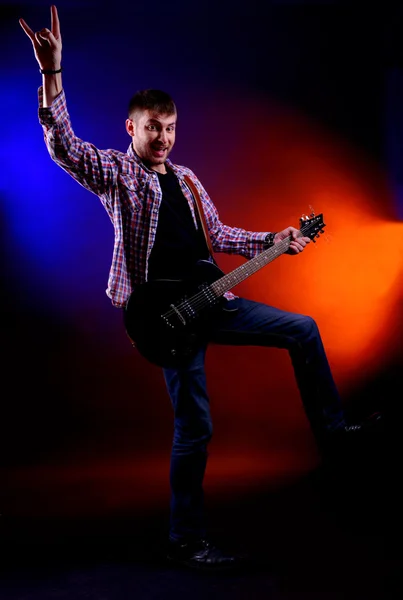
[{"left": 128, "top": 89, "right": 177, "bottom": 118}]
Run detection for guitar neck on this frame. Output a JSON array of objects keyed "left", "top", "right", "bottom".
[{"left": 210, "top": 235, "right": 292, "bottom": 297}]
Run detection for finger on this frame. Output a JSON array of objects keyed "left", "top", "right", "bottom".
[
  {"left": 35, "top": 29, "right": 49, "bottom": 46},
  {"left": 293, "top": 238, "right": 309, "bottom": 249},
  {"left": 290, "top": 242, "right": 303, "bottom": 253},
  {"left": 36, "top": 28, "right": 56, "bottom": 46},
  {"left": 34, "top": 31, "right": 44, "bottom": 47},
  {"left": 51, "top": 5, "right": 60, "bottom": 38},
  {"left": 19, "top": 18, "right": 36, "bottom": 42}
]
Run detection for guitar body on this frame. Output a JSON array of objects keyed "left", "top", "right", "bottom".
[{"left": 124, "top": 260, "right": 227, "bottom": 368}]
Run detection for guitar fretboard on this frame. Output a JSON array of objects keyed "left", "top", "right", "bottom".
[{"left": 210, "top": 236, "right": 291, "bottom": 296}]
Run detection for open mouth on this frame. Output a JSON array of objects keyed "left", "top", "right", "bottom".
[{"left": 151, "top": 146, "right": 167, "bottom": 157}]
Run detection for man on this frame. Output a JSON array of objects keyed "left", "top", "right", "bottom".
[{"left": 20, "top": 5, "right": 373, "bottom": 571}]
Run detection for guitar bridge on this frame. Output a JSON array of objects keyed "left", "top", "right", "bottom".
[{"left": 169, "top": 303, "right": 186, "bottom": 326}]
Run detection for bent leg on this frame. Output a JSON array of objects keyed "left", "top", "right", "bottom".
[{"left": 211, "top": 298, "right": 346, "bottom": 442}]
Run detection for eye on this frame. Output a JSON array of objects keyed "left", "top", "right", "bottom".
[{"left": 147, "top": 124, "right": 157, "bottom": 131}]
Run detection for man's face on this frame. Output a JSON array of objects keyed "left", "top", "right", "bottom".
[{"left": 126, "top": 109, "right": 176, "bottom": 173}]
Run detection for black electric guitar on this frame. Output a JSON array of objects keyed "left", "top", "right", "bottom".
[{"left": 124, "top": 212, "right": 325, "bottom": 368}]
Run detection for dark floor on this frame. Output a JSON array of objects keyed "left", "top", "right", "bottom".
[{"left": 0, "top": 414, "right": 398, "bottom": 600}]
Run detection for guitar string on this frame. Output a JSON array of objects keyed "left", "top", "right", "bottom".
[
  {"left": 162, "top": 221, "right": 321, "bottom": 320},
  {"left": 162, "top": 219, "right": 323, "bottom": 321},
  {"left": 162, "top": 243, "right": 288, "bottom": 319}
]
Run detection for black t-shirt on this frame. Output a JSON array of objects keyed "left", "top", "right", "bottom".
[{"left": 148, "top": 169, "right": 210, "bottom": 280}]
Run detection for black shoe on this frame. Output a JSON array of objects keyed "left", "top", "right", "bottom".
[
  {"left": 338, "top": 411, "right": 383, "bottom": 436},
  {"left": 167, "top": 538, "right": 239, "bottom": 571},
  {"left": 321, "top": 411, "right": 383, "bottom": 459}
]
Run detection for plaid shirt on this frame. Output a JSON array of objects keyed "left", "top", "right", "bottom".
[{"left": 38, "top": 88, "right": 269, "bottom": 308}]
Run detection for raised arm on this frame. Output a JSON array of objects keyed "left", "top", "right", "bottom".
[{"left": 19, "top": 4, "right": 62, "bottom": 107}]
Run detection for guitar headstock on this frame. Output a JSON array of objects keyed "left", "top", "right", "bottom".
[{"left": 299, "top": 212, "right": 325, "bottom": 242}]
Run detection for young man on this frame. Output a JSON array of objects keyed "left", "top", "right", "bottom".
[{"left": 20, "top": 5, "right": 372, "bottom": 571}]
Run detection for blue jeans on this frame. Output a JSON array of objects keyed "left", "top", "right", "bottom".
[{"left": 163, "top": 297, "right": 346, "bottom": 541}]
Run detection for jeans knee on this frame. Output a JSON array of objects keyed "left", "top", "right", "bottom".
[
  {"left": 299, "top": 315, "right": 319, "bottom": 340},
  {"left": 173, "top": 418, "right": 213, "bottom": 454}
]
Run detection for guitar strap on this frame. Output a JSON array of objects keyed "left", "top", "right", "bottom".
[{"left": 183, "top": 175, "right": 215, "bottom": 258}]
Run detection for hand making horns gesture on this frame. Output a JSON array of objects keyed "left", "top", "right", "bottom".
[{"left": 19, "top": 4, "right": 62, "bottom": 72}]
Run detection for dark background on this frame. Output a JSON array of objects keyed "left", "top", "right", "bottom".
[{"left": 0, "top": 2, "right": 402, "bottom": 596}]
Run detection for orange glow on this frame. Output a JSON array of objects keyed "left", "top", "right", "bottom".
[{"left": 204, "top": 93, "right": 403, "bottom": 394}]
